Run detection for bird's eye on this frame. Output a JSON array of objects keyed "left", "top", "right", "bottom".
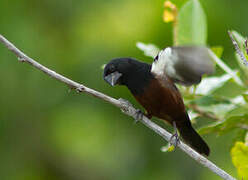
[
  {"left": 154, "top": 55, "right": 159, "bottom": 62},
  {"left": 109, "top": 65, "right": 115, "bottom": 72}
]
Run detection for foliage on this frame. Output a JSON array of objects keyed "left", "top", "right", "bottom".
[
  {"left": 0, "top": 0, "right": 248, "bottom": 179},
  {"left": 231, "top": 141, "right": 248, "bottom": 179},
  {"left": 175, "top": 0, "right": 207, "bottom": 45},
  {"left": 137, "top": 0, "right": 248, "bottom": 178},
  {"left": 231, "top": 30, "right": 248, "bottom": 80}
]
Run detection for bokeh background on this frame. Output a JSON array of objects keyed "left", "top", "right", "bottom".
[{"left": 0, "top": 0, "right": 248, "bottom": 179}]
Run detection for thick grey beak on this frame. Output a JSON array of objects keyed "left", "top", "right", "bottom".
[{"left": 104, "top": 72, "right": 122, "bottom": 86}]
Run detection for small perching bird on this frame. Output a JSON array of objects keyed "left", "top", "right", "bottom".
[{"left": 103, "top": 46, "right": 214, "bottom": 156}]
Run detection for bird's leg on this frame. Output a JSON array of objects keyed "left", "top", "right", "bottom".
[{"left": 169, "top": 121, "right": 180, "bottom": 147}]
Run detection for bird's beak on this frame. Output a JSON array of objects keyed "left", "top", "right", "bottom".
[{"left": 104, "top": 72, "right": 122, "bottom": 86}]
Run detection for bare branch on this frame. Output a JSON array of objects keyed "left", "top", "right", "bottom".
[
  {"left": 0, "top": 34, "right": 236, "bottom": 180},
  {"left": 228, "top": 31, "right": 248, "bottom": 66}
]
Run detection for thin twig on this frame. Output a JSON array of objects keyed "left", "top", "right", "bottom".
[
  {"left": 228, "top": 31, "right": 248, "bottom": 66},
  {"left": 245, "top": 39, "right": 248, "bottom": 55},
  {"left": 208, "top": 49, "right": 243, "bottom": 86},
  {"left": 0, "top": 34, "right": 236, "bottom": 180}
]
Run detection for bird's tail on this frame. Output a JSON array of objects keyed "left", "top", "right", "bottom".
[{"left": 176, "top": 116, "right": 210, "bottom": 156}]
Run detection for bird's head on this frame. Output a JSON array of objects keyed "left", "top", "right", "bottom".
[{"left": 103, "top": 58, "right": 136, "bottom": 86}]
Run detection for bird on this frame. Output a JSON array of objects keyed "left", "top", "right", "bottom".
[{"left": 103, "top": 46, "right": 214, "bottom": 156}]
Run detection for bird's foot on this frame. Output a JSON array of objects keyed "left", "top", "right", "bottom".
[
  {"left": 169, "top": 131, "right": 180, "bottom": 147},
  {"left": 169, "top": 122, "right": 180, "bottom": 147},
  {"left": 134, "top": 109, "right": 144, "bottom": 123}
]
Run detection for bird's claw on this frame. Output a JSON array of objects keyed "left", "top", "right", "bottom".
[
  {"left": 169, "top": 121, "right": 180, "bottom": 147},
  {"left": 169, "top": 131, "right": 180, "bottom": 147},
  {"left": 134, "top": 109, "right": 143, "bottom": 123},
  {"left": 76, "top": 86, "right": 84, "bottom": 93}
]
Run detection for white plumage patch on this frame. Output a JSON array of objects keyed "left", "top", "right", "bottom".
[
  {"left": 151, "top": 46, "right": 214, "bottom": 86},
  {"left": 151, "top": 47, "right": 178, "bottom": 78}
]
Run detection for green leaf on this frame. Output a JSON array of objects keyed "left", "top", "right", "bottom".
[
  {"left": 211, "top": 78, "right": 247, "bottom": 98},
  {"left": 232, "top": 130, "right": 248, "bottom": 145},
  {"left": 231, "top": 31, "right": 248, "bottom": 56},
  {"left": 225, "top": 106, "right": 248, "bottom": 118},
  {"left": 246, "top": 132, "right": 248, "bottom": 145},
  {"left": 136, "top": 42, "right": 160, "bottom": 58},
  {"left": 188, "top": 110, "right": 198, "bottom": 121},
  {"left": 191, "top": 95, "right": 231, "bottom": 106},
  {"left": 197, "top": 103, "right": 236, "bottom": 119},
  {"left": 175, "top": 0, "right": 207, "bottom": 45},
  {"left": 198, "top": 112, "right": 248, "bottom": 135},
  {"left": 208, "top": 50, "right": 244, "bottom": 86},
  {"left": 168, "top": 0, "right": 190, "bottom": 9},
  {"left": 231, "top": 30, "right": 248, "bottom": 79},
  {"left": 194, "top": 72, "right": 246, "bottom": 98},
  {"left": 195, "top": 74, "right": 232, "bottom": 95},
  {"left": 242, "top": 93, "right": 248, "bottom": 103},
  {"left": 211, "top": 46, "right": 224, "bottom": 58},
  {"left": 231, "top": 142, "right": 248, "bottom": 179}
]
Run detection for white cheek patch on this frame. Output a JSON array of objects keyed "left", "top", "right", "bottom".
[{"left": 151, "top": 47, "right": 179, "bottom": 78}]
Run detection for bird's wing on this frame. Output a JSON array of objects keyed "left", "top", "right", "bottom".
[{"left": 151, "top": 46, "right": 214, "bottom": 86}]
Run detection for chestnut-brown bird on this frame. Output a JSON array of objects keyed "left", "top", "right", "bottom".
[{"left": 103, "top": 46, "right": 214, "bottom": 156}]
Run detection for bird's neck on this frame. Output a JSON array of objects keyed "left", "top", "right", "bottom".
[{"left": 124, "top": 63, "right": 154, "bottom": 95}]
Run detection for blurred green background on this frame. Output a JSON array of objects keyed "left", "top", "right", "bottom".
[{"left": 0, "top": 0, "right": 247, "bottom": 179}]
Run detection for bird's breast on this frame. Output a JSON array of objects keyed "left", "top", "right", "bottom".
[{"left": 133, "top": 76, "right": 186, "bottom": 124}]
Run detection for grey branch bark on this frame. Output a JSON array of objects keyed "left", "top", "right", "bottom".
[{"left": 0, "top": 34, "right": 236, "bottom": 180}]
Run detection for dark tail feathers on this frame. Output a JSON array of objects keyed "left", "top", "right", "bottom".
[{"left": 177, "top": 120, "right": 210, "bottom": 156}]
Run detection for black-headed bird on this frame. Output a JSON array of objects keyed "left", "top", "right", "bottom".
[{"left": 103, "top": 46, "right": 214, "bottom": 156}]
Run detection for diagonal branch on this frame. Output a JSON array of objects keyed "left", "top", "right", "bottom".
[
  {"left": 0, "top": 34, "right": 236, "bottom": 180},
  {"left": 228, "top": 30, "right": 248, "bottom": 66},
  {"left": 245, "top": 39, "right": 248, "bottom": 55}
]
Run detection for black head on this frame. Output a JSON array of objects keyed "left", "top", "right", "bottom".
[
  {"left": 103, "top": 57, "right": 153, "bottom": 94},
  {"left": 103, "top": 58, "right": 138, "bottom": 86}
]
